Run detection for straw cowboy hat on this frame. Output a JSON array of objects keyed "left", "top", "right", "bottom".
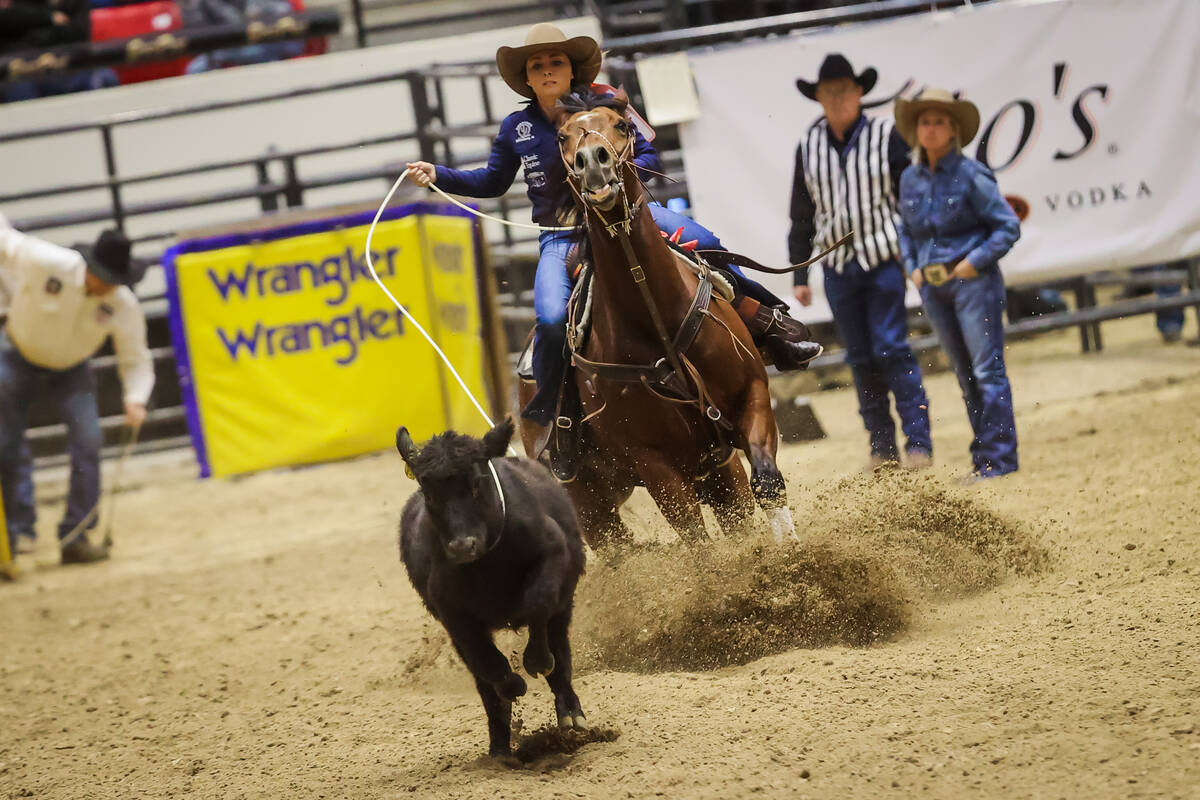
[
  {"left": 894, "top": 87, "right": 981, "bottom": 147},
  {"left": 795, "top": 53, "right": 877, "bottom": 100},
  {"left": 496, "top": 23, "right": 602, "bottom": 99}
]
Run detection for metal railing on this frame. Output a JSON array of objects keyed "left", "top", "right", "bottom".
[{"left": 348, "top": 0, "right": 592, "bottom": 49}]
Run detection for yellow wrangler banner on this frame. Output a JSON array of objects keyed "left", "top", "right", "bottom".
[{"left": 163, "top": 203, "right": 499, "bottom": 478}]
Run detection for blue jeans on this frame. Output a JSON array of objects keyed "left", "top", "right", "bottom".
[
  {"left": 823, "top": 258, "right": 932, "bottom": 459},
  {"left": 522, "top": 203, "right": 784, "bottom": 423},
  {"left": 919, "top": 268, "right": 1018, "bottom": 476},
  {"left": 0, "top": 346, "right": 103, "bottom": 553},
  {"left": 525, "top": 229, "right": 578, "bottom": 423},
  {"left": 1130, "top": 264, "right": 1185, "bottom": 336},
  {"left": 5, "top": 440, "right": 36, "bottom": 543}
]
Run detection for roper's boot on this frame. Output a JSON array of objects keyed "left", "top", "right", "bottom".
[
  {"left": 547, "top": 377, "right": 583, "bottom": 483},
  {"left": 521, "top": 322, "right": 582, "bottom": 481},
  {"left": 734, "top": 296, "right": 823, "bottom": 370},
  {"left": 521, "top": 322, "right": 568, "bottom": 426},
  {"left": 61, "top": 535, "right": 110, "bottom": 565}
]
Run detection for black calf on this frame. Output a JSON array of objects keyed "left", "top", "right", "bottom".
[{"left": 396, "top": 418, "right": 588, "bottom": 757}]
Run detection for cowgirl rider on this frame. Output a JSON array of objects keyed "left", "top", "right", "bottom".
[{"left": 407, "top": 24, "right": 821, "bottom": 425}]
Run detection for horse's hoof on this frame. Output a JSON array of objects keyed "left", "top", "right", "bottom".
[
  {"left": 558, "top": 712, "right": 589, "bottom": 731},
  {"left": 766, "top": 507, "right": 800, "bottom": 544}
]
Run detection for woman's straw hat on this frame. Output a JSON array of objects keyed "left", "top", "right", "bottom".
[
  {"left": 496, "top": 23, "right": 602, "bottom": 99},
  {"left": 894, "top": 87, "right": 981, "bottom": 147}
]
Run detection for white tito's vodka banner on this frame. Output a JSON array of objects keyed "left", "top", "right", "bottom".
[{"left": 678, "top": 0, "right": 1200, "bottom": 315}]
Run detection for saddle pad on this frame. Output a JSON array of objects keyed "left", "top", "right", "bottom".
[
  {"left": 566, "top": 264, "right": 594, "bottom": 354},
  {"left": 516, "top": 341, "right": 534, "bottom": 380},
  {"left": 668, "top": 246, "right": 736, "bottom": 303}
]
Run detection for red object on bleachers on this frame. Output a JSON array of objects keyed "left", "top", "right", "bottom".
[
  {"left": 90, "top": 1, "right": 189, "bottom": 85},
  {"left": 285, "top": 0, "right": 328, "bottom": 57}
]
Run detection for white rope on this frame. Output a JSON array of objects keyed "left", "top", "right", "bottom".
[
  {"left": 418, "top": 170, "right": 573, "bottom": 232},
  {"left": 57, "top": 423, "right": 139, "bottom": 550},
  {"left": 487, "top": 459, "right": 506, "bottom": 523},
  {"left": 365, "top": 168, "right": 522, "bottom": 455}
]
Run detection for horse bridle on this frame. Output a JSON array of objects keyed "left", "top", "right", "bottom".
[{"left": 558, "top": 124, "right": 639, "bottom": 237}]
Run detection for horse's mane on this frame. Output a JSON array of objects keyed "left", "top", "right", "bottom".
[{"left": 555, "top": 89, "right": 629, "bottom": 118}]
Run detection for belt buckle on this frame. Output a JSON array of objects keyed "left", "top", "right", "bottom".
[{"left": 923, "top": 263, "right": 949, "bottom": 287}]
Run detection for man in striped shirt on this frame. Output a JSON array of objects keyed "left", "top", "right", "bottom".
[{"left": 789, "top": 54, "right": 932, "bottom": 472}]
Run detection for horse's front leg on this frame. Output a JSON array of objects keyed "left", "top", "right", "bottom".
[
  {"left": 740, "top": 380, "right": 800, "bottom": 544},
  {"left": 567, "top": 469, "right": 634, "bottom": 549},
  {"left": 696, "top": 457, "right": 756, "bottom": 537},
  {"left": 634, "top": 451, "right": 708, "bottom": 545}
]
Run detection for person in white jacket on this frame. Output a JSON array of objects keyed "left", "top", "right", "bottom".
[{"left": 0, "top": 227, "right": 153, "bottom": 564}]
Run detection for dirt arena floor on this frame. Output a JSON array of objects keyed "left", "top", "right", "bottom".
[{"left": 3, "top": 315, "right": 1198, "bottom": 799}]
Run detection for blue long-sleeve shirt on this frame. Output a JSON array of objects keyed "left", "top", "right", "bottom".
[
  {"left": 434, "top": 99, "right": 661, "bottom": 227},
  {"left": 896, "top": 151, "right": 1021, "bottom": 276}
]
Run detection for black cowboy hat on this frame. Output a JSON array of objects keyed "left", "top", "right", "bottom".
[
  {"left": 796, "top": 53, "right": 878, "bottom": 100},
  {"left": 76, "top": 229, "right": 145, "bottom": 287}
]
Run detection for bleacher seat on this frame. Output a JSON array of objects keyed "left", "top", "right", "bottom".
[{"left": 90, "top": 1, "right": 189, "bottom": 84}]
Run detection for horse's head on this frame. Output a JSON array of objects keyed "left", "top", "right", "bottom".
[{"left": 555, "top": 92, "right": 635, "bottom": 214}]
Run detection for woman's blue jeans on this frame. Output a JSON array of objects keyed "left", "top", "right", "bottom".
[{"left": 919, "top": 268, "right": 1018, "bottom": 476}]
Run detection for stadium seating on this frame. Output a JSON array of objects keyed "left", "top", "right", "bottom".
[{"left": 90, "top": 1, "right": 189, "bottom": 84}]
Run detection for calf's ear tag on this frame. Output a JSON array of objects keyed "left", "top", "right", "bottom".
[{"left": 404, "top": 464, "right": 416, "bottom": 480}]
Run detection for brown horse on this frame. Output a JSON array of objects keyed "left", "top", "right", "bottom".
[{"left": 518, "top": 93, "right": 799, "bottom": 548}]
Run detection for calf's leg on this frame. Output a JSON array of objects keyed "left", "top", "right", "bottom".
[
  {"left": 442, "top": 613, "right": 527, "bottom": 701},
  {"left": 472, "top": 675, "right": 515, "bottom": 756},
  {"left": 545, "top": 608, "right": 587, "bottom": 729},
  {"left": 518, "top": 552, "right": 570, "bottom": 678}
]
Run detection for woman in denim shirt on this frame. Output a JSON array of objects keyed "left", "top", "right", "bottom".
[{"left": 895, "top": 88, "right": 1022, "bottom": 479}]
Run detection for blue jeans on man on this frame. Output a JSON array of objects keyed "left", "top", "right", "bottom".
[
  {"left": 1148, "top": 265, "right": 1184, "bottom": 339},
  {"left": 1129, "top": 264, "right": 1186, "bottom": 340},
  {"left": 823, "top": 258, "right": 932, "bottom": 461},
  {"left": 918, "top": 268, "right": 1018, "bottom": 476},
  {"left": 0, "top": 345, "right": 103, "bottom": 555},
  {"left": 524, "top": 202, "right": 787, "bottom": 424},
  {"left": 6, "top": 440, "right": 37, "bottom": 550}
]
